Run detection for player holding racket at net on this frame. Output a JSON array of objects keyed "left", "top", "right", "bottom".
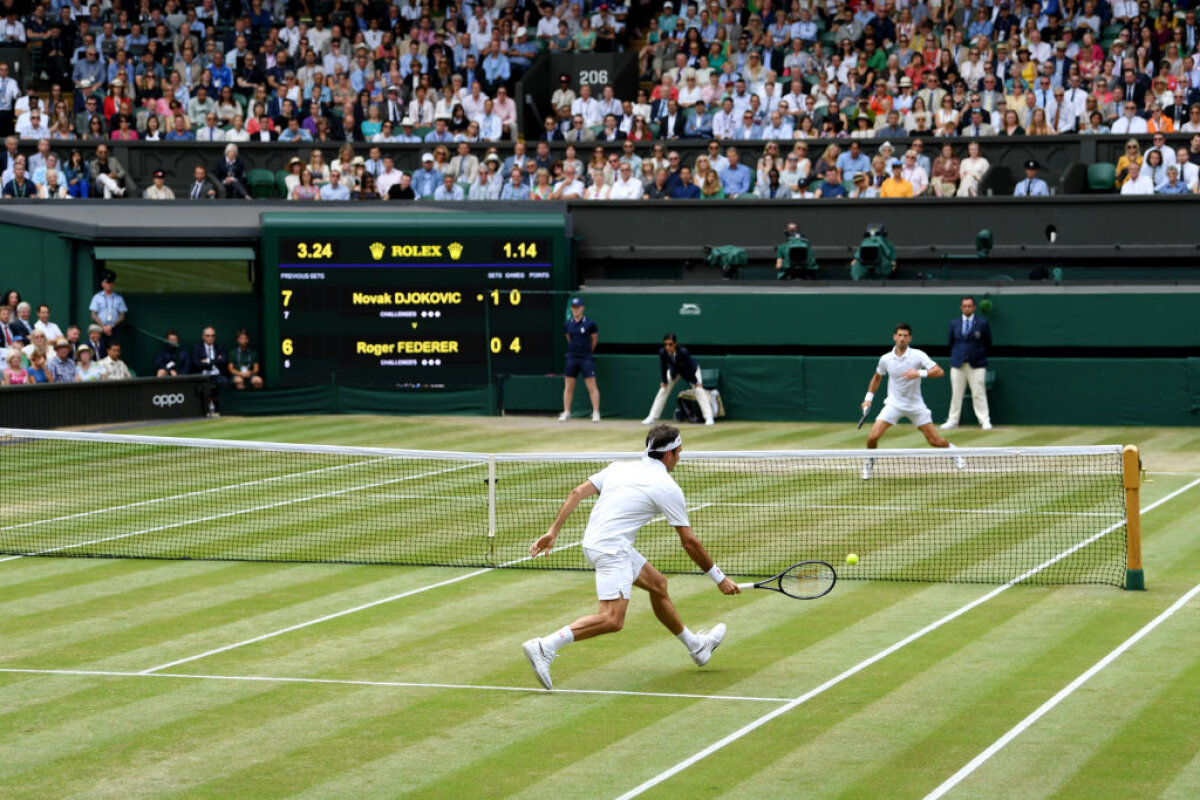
[
  {"left": 859, "top": 323, "right": 963, "bottom": 480},
  {"left": 522, "top": 424, "right": 739, "bottom": 690}
]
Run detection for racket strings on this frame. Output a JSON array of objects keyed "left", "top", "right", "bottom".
[{"left": 781, "top": 562, "right": 836, "bottom": 599}]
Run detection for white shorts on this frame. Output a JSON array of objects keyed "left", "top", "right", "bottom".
[
  {"left": 583, "top": 546, "right": 648, "bottom": 600},
  {"left": 878, "top": 404, "right": 933, "bottom": 427}
]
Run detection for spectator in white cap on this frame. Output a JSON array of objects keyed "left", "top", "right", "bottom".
[{"left": 412, "top": 152, "right": 443, "bottom": 197}]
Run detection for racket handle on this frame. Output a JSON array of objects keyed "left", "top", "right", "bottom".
[{"left": 736, "top": 582, "right": 755, "bottom": 590}]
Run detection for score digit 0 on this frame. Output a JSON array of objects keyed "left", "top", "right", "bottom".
[{"left": 489, "top": 337, "right": 521, "bottom": 354}]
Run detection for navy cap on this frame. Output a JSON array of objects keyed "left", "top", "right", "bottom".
[{"left": 570, "top": 297, "right": 584, "bottom": 306}]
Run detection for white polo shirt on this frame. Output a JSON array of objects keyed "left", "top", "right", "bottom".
[
  {"left": 876, "top": 346, "right": 937, "bottom": 412},
  {"left": 582, "top": 457, "right": 689, "bottom": 554}
]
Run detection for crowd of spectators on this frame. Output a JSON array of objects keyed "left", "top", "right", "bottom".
[
  {"left": 0, "top": 0, "right": 1199, "bottom": 199},
  {"left": 0, "top": 274, "right": 261, "bottom": 399},
  {"left": 0, "top": 284, "right": 131, "bottom": 385}
]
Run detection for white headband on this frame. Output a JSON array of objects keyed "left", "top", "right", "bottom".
[{"left": 646, "top": 434, "right": 683, "bottom": 454}]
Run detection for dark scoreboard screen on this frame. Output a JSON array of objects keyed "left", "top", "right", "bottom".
[{"left": 262, "top": 214, "right": 571, "bottom": 390}]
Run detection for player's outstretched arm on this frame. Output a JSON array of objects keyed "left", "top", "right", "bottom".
[
  {"left": 675, "top": 526, "right": 740, "bottom": 594},
  {"left": 530, "top": 480, "right": 598, "bottom": 557},
  {"left": 862, "top": 372, "right": 883, "bottom": 411}
]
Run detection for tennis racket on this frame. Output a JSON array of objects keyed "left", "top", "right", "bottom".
[
  {"left": 857, "top": 407, "right": 870, "bottom": 429},
  {"left": 738, "top": 560, "right": 837, "bottom": 600}
]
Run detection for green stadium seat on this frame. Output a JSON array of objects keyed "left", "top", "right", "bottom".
[
  {"left": 275, "top": 169, "right": 289, "bottom": 198},
  {"left": 1087, "top": 163, "right": 1117, "bottom": 193},
  {"left": 414, "top": 125, "right": 432, "bottom": 139},
  {"left": 1102, "top": 23, "right": 1126, "bottom": 39},
  {"left": 248, "top": 169, "right": 277, "bottom": 199}
]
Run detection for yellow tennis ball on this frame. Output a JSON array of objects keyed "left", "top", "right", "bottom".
[{"left": 846, "top": 553, "right": 859, "bottom": 566}]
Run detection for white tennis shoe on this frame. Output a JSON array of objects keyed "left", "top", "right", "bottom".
[
  {"left": 557, "top": 411, "right": 570, "bottom": 422},
  {"left": 641, "top": 416, "right": 655, "bottom": 425},
  {"left": 591, "top": 412, "right": 601, "bottom": 422},
  {"left": 954, "top": 453, "right": 966, "bottom": 470},
  {"left": 690, "top": 623, "right": 727, "bottom": 667},
  {"left": 522, "top": 639, "right": 556, "bottom": 690},
  {"left": 940, "top": 421, "right": 958, "bottom": 430},
  {"left": 861, "top": 458, "right": 874, "bottom": 480},
  {"left": 981, "top": 422, "right": 993, "bottom": 431}
]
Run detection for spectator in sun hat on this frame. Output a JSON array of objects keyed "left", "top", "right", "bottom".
[
  {"left": 143, "top": 169, "right": 174, "bottom": 199},
  {"left": 48, "top": 337, "right": 76, "bottom": 382}
]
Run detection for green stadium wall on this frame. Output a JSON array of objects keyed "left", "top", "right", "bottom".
[
  {"left": 570, "top": 290, "right": 1200, "bottom": 349},
  {"left": 541, "top": 355, "right": 1198, "bottom": 427}
]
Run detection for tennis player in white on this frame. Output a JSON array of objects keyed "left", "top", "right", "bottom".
[
  {"left": 859, "top": 323, "right": 963, "bottom": 480},
  {"left": 522, "top": 424, "right": 739, "bottom": 690}
]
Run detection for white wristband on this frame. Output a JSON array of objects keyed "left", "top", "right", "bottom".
[
  {"left": 863, "top": 392, "right": 874, "bottom": 402},
  {"left": 918, "top": 369, "right": 929, "bottom": 378},
  {"left": 706, "top": 565, "right": 726, "bottom": 585}
]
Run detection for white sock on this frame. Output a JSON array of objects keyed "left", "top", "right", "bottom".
[
  {"left": 541, "top": 626, "right": 574, "bottom": 653},
  {"left": 677, "top": 627, "right": 702, "bottom": 651}
]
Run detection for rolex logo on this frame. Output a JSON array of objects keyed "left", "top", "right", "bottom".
[
  {"left": 448, "top": 242, "right": 464, "bottom": 261},
  {"left": 369, "top": 242, "right": 385, "bottom": 261}
]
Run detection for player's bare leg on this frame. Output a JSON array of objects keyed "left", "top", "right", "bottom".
[
  {"left": 917, "top": 422, "right": 951, "bottom": 448},
  {"left": 584, "top": 375, "right": 601, "bottom": 420},
  {"left": 865, "top": 419, "right": 892, "bottom": 449},
  {"left": 863, "top": 419, "right": 891, "bottom": 479},
  {"left": 560, "top": 376, "right": 576, "bottom": 420},
  {"left": 568, "top": 597, "right": 630, "bottom": 640},
  {"left": 634, "top": 562, "right": 683, "bottom": 635},
  {"left": 635, "top": 562, "right": 725, "bottom": 665},
  {"left": 919, "top": 422, "right": 965, "bottom": 470},
  {"left": 523, "top": 598, "right": 629, "bottom": 690}
]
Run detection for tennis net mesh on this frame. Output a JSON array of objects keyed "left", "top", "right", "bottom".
[{"left": 0, "top": 429, "right": 1130, "bottom": 586}]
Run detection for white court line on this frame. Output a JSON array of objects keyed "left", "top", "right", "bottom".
[
  {"left": 614, "top": 478, "right": 1200, "bottom": 800},
  {"left": 0, "top": 462, "right": 480, "bottom": 564},
  {"left": 138, "top": 503, "right": 713, "bottom": 675},
  {"left": 0, "top": 667, "right": 789, "bottom": 703},
  {"left": 924, "top": 575, "right": 1200, "bottom": 799}
]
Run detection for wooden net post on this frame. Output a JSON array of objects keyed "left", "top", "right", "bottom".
[{"left": 1123, "top": 445, "right": 1144, "bottom": 591}]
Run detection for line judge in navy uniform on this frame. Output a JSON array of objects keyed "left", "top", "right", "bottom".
[
  {"left": 642, "top": 333, "right": 714, "bottom": 425},
  {"left": 559, "top": 297, "right": 601, "bottom": 422},
  {"left": 941, "top": 295, "right": 993, "bottom": 431}
]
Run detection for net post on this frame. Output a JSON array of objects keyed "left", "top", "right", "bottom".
[
  {"left": 1122, "top": 445, "right": 1145, "bottom": 591},
  {"left": 487, "top": 455, "right": 497, "bottom": 565}
]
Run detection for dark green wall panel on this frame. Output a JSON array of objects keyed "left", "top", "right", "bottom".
[{"left": 573, "top": 292, "right": 1200, "bottom": 349}]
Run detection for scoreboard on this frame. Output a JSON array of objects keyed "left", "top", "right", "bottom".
[{"left": 261, "top": 213, "right": 572, "bottom": 390}]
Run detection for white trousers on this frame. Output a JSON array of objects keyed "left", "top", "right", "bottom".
[
  {"left": 947, "top": 364, "right": 991, "bottom": 426},
  {"left": 646, "top": 376, "right": 713, "bottom": 423},
  {"left": 96, "top": 173, "right": 123, "bottom": 198}
]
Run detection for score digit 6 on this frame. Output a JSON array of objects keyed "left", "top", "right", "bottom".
[{"left": 282, "top": 337, "right": 294, "bottom": 368}]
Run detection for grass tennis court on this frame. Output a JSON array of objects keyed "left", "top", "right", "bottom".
[{"left": 3, "top": 416, "right": 1200, "bottom": 798}]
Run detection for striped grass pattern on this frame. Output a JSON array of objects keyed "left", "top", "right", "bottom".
[{"left": 1, "top": 418, "right": 1199, "bottom": 797}]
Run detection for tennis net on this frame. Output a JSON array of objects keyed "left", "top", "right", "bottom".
[{"left": 0, "top": 429, "right": 1135, "bottom": 587}]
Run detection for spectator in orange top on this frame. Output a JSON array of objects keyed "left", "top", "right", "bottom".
[
  {"left": 1147, "top": 103, "right": 1174, "bottom": 133},
  {"left": 880, "top": 160, "right": 914, "bottom": 198}
]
